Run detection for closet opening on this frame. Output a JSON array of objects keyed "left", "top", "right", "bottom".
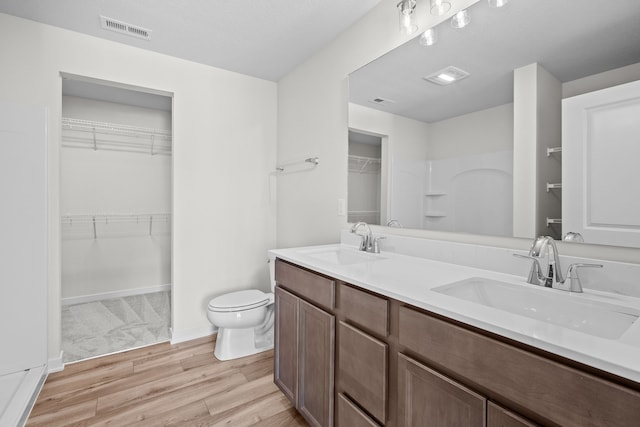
[
  {"left": 348, "top": 130, "right": 382, "bottom": 225},
  {"left": 59, "top": 73, "right": 173, "bottom": 364}
]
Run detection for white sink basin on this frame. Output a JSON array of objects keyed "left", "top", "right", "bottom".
[
  {"left": 298, "top": 246, "right": 386, "bottom": 265},
  {"left": 433, "top": 277, "right": 639, "bottom": 339}
]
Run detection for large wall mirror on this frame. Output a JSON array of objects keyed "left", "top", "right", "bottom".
[{"left": 348, "top": 0, "right": 640, "bottom": 247}]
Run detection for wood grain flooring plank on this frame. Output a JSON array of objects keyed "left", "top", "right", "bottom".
[
  {"left": 27, "top": 335, "right": 303, "bottom": 427},
  {"left": 126, "top": 400, "right": 211, "bottom": 427},
  {"left": 252, "top": 407, "right": 308, "bottom": 427},
  {"left": 204, "top": 373, "right": 279, "bottom": 417},
  {"left": 208, "top": 391, "right": 294, "bottom": 426},
  {"left": 79, "top": 373, "right": 247, "bottom": 426},
  {"left": 26, "top": 398, "right": 97, "bottom": 427},
  {"left": 37, "top": 360, "right": 133, "bottom": 400},
  {"left": 30, "top": 361, "right": 184, "bottom": 417},
  {"left": 96, "top": 361, "right": 242, "bottom": 413}
]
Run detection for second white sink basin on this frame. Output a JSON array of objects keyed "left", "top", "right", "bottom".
[
  {"left": 298, "top": 246, "right": 386, "bottom": 265},
  {"left": 433, "top": 277, "right": 639, "bottom": 339}
]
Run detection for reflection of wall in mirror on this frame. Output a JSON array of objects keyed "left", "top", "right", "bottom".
[{"left": 349, "top": 102, "right": 513, "bottom": 234}]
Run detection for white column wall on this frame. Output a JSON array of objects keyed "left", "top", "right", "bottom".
[{"left": 0, "top": 13, "right": 277, "bottom": 361}]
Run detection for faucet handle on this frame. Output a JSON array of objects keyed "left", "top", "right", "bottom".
[
  {"left": 513, "top": 253, "right": 546, "bottom": 285},
  {"left": 372, "top": 236, "right": 386, "bottom": 254},
  {"left": 559, "top": 263, "right": 603, "bottom": 293}
]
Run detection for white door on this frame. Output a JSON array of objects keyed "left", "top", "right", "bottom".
[
  {"left": 0, "top": 101, "right": 48, "bottom": 375},
  {"left": 562, "top": 79, "right": 640, "bottom": 248}
]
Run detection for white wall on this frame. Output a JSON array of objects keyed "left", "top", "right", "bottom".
[
  {"left": 563, "top": 62, "right": 640, "bottom": 98},
  {"left": 278, "top": 1, "right": 640, "bottom": 264},
  {"left": 60, "top": 96, "right": 171, "bottom": 299},
  {"left": 0, "top": 13, "right": 277, "bottom": 361},
  {"left": 277, "top": 0, "right": 480, "bottom": 249},
  {"left": 428, "top": 103, "right": 513, "bottom": 160},
  {"left": 348, "top": 103, "right": 430, "bottom": 228}
]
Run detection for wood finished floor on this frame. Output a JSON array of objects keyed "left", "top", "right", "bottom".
[{"left": 27, "top": 335, "right": 308, "bottom": 426}]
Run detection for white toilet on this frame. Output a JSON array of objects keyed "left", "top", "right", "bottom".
[{"left": 206, "top": 256, "right": 276, "bottom": 360}]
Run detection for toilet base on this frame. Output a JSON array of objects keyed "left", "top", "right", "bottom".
[{"left": 214, "top": 326, "right": 273, "bottom": 361}]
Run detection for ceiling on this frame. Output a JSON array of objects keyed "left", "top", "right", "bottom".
[
  {"left": 349, "top": 0, "right": 640, "bottom": 123},
  {"left": 0, "top": 0, "right": 382, "bottom": 82}
]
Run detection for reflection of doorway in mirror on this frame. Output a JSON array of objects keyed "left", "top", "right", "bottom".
[{"left": 348, "top": 131, "right": 382, "bottom": 225}]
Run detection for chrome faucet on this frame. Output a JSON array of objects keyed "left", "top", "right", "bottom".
[
  {"left": 351, "top": 222, "right": 373, "bottom": 251},
  {"left": 350, "top": 222, "right": 384, "bottom": 253},
  {"left": 514, "top": 235, "right": 602, "bottom": 292}
]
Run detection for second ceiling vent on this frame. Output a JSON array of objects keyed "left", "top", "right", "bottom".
[{"left": 100, "top": 16, "right": 152, "bottom": 41}]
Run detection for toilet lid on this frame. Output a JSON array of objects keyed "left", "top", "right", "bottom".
[{"left": 208, "top": 289, "right": 270, "bottom": 312}]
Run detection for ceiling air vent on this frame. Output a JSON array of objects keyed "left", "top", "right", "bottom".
[
  {"left": 368, "top": 97, "right": 396, "bottom": 107},
  {"left": 100, "top": 16, "right": 152, "bottom": 41},
  {"left": 423, "top": 66, "right": 470, "bottom": 86}
]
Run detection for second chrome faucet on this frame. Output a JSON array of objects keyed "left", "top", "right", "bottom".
[{"left": 515, "top": 235, "right": 602, "bottom": 293}]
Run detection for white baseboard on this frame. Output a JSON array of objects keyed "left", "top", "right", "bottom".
[
  {"left": 170, "top": 325, "right": 216, "bottom": 345},
  {"left": 47, "top": 351, "right": 64, "bottom": 373},
  {"left": 62, "top": 284, "right": 171, "bottom": 306}
]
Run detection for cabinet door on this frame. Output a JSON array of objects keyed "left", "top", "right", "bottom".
[
  {"left": 487, "top": 402, "right": 538, "bottom": 427},
  {"left": 274, "top": 286, "right": 299, "bottom": 404},
  {"left": 298, "top": 298, "right": 335, "bottom": 427},
  {"left": 398, "top": 353, "right": 486, "bottom": 427}
]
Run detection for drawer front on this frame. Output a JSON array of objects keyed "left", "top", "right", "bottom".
[
  {"left": 398, "top": 306, "right": 640, "bottom": 427},
  {"left": 339, "top": 284, "right": 389, "bottom": 337},
  {"left": 337, "top": 393, "right": 380, "bottom": 427},
  {"left": 338, "top": 321, "right": 388, "bottom": 424},
  {"left": 275, "top": 259, "right": 335, "bottom": 310}
]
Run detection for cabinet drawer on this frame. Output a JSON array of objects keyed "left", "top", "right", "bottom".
[
  {"left": 275, "top": 259, "right": 335, "bottom": 310},
  {"left": 337, "top": 393, "right": 380, "bottom": 427},
  {"left": 398, "top": 306, "right": 640, "bottom": 427},
  {"left": 339, "top": 284, "right": 389, "bottom": 337},
  {"left": 338, "top": 321, "right": 388, "bottom": 424}
]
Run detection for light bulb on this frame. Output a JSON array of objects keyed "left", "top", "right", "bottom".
[
  {"left": 419, "top": 28, "right": 438, "bottom": 46},
  {"left": 488, "top": 0, "right": 510, "bottom": 7},
  {"left": 451, "top": 9, "right": 470, "bottom": 29},
  {"left": 397, "top": 0, "right": 418, "bottom": 35},
  {"left": 430, "top": 0, "right": 452, "bottom": 16}
]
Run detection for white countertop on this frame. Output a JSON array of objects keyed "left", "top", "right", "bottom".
[{"left": 269, "top": 243, "right": 640, "bottom": 383}]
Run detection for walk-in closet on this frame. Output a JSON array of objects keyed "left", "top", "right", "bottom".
[{"left": 60, "top": 76, "right": 172, "bottom": 363}]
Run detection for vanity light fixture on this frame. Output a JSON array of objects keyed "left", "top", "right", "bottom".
[
  {"left": 397, "top": 0, "right": 418, "bottom": 35},
  {"left": 423, "top": 66, "right": 470, "bottom": 85},
  {"left": 451, "top": 9, "right": 471, "bottom": 28},
  {"left": 430, "top": 0, "right": 452, "bottom": 16},
  {"left": 419, "top": 28, "right": 438, "bottom": 46},
  {"left": 488, "top": 0, "right": 510, "bottom": 7}
]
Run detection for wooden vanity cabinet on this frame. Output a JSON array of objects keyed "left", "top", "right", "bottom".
[
  {"left": 274, "top": 260, "right": 336, "bottom": 427},
  {"left": 274, "top": 259, "right": 640, "bottom": 427}
]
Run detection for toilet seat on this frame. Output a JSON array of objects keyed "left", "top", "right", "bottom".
[{"left": 208, "top": 289, "right": 270, "bottom": 313}]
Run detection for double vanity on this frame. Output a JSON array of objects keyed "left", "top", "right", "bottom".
[{"left": 269, "top": 233, "right": 640, "bottom": 426}]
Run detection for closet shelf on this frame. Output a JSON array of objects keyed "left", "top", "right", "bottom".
[
  {"left": 348, "top": 155, "right": 381, "bottom": 174},
  {"left": 546, "top": 182, "right": 562, "bottom": 192},
  {"left": 546, "top": 217, "right": 562, "bottom": 227},
  {"left": 546, "top": 146, "right": 562, "bottom": 156},
  {"left": 425, "top": 192, "right": 446, "bottom": 197},
  {"left": 61, "top": 213, "right": 171, "bottom": 238},
  {"left": 61, "top": 117, "right": 172, "bottom": 155}
]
